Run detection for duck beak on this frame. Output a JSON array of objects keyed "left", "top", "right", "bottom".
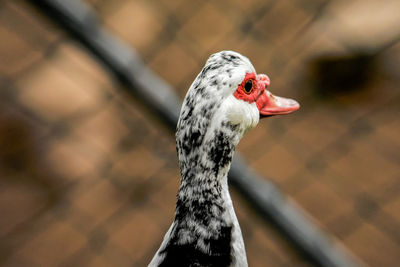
[
  {"left": 255, "top": 75, "right": 300, "bottom": 117},
  {"left": 256, "top": 90, "right": 300, "bottom": 117}
]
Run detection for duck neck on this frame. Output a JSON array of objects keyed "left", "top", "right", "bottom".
[
  {"left": 166, "top": 121, "right": 244, "bottom": 261},
  {"left": 156, "top": 111, "right": 248, "bottom": 266},
  {"left": 176, "top": 121, "right": 241, "bottom": 224}
]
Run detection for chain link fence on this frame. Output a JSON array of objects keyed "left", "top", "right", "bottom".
[{"left": 1, "top": 0, "right": 399, "bottom": 266}]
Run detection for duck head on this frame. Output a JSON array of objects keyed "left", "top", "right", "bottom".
[{"left": 177, "top": 51, "right": 299, "bottom": 155}]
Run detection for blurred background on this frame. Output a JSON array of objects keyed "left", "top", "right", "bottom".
[{"left": 0, "top": 0, "right": 400, "bottom": 266}]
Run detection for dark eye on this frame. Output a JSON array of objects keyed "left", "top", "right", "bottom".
[{"left": 244, "top": 80, "right": 253, "bottom": 94}]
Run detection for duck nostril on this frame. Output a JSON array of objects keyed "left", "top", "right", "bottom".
[{"left": 257, "top": 89, "right": 264, "bottom": 98}]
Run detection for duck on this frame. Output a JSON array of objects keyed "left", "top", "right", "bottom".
[{"left": 149, "top": 51, "right": 299, "bottom": 267}]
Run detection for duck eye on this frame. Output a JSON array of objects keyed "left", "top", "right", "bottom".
[{"left": 244, "top": 80, "right": 253, "bottom": 94}]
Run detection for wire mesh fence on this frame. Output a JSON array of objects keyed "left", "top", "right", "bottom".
[{"left": 0, "top": 0, "right": 399, "bottom": 266}]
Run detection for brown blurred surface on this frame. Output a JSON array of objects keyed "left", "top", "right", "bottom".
[{"left": 1, "top": 0, "right": 400, "bottom": 266}]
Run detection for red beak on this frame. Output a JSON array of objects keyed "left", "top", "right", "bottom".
[{"left": 255, "top": 74, "right": 300, "bottom": 117}]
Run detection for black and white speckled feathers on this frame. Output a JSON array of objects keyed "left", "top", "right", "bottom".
[{"left": 149, "top": 51, "right": 260, "bottom": 267}]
